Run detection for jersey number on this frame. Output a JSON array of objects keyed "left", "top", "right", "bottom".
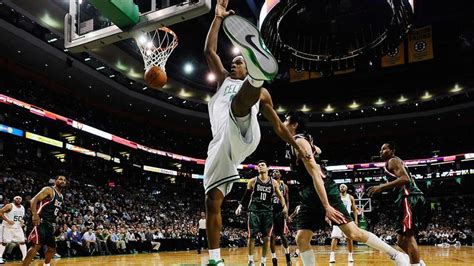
[
  {"left": 54, "top": 208, "right": 60, "bottom": 216},
  {"left": 13, "top": 216, "right": 22, "bottom": 222},
  {"left": 260, "top": 193, "right": 267, "bottom": 201}
]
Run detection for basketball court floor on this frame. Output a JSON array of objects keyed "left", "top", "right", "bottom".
[{"left": 9, "top": 246, "right": 473, "bottom": 265}]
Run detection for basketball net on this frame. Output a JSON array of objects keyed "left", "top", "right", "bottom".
[
  {"left": 353, "top": 183, "right": 365, "bottom": 200},
  {"left": 135, "top": 27, "right": 178, "bottom": 71}
]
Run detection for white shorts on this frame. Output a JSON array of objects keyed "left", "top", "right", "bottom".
[
  {"left": 331, "top": 226, "right": 347, "bottom": 239},
  {"left": 1, "top": 226, "right": 25, "bottom": 243},
  {"left": 204, "top": 104, "right": 261, "bottom": 195}
]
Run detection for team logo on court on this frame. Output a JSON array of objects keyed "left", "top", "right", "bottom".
[
  {"left": 245, "top": 35, "right": 269, "bottom": 59},
  {"left": 414, "top": 41, "right": 427, "bottom": 52}
]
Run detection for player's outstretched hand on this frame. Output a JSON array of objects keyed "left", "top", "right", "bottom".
[
  {"left": 235, "top": 204, "right": 242, "bottom": 216},
  {"left": 325, "top": 205, "right": 345, "bottom": 225},
  {"left": 7, "top": 220, "right": 14, "bottom": 226},
  {"left": 366, "top": 185, "right": 382, "bottom": 197},
  {"left": 216, "top": 0, "right": 235, "bottom": 18},
  {"left": 32, "top": 214, "right": 40, "bottom": 226}
]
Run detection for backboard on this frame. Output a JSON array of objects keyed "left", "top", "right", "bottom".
[{"left": 65, "top": 0, "right": 211, "bottom": 52}]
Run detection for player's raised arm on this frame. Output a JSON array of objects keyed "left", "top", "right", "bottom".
[
  {"left": 203, "top": 0, "right": 233, "bottom": 85},
  {"left": 30, "top": 187, "right": 54, "bottom": 226},
  {"left": 260, "top": 88, "right": 306, "bottom": 156},
  {"left": 235, "top": 177, "right": 256, "bottom": 215},
  {"left": 367, "top": 158, "right": 410, "bottom": 196}
]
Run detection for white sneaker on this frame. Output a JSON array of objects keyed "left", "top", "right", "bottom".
[
  {"left": 0, "top": 258, "right": 4, "bottom": 264},
  {"left": 329, "top": 252, "right": 335, "bottom": 263},
  {"left": 420, "top": 259, "right": 426, "bottom": 266},
  {"left": 222, "top": 15, "right": 278, "bottom": 81},
  {"left": 348, "top": 252, "right": 354, "bottom": 262},
  {"left": 393, "top": 252, "right": 410, "bottom": 266}
]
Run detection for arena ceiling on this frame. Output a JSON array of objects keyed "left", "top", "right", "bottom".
[{"left": 1, "top": 0, "right": 473, "bottom": 120}]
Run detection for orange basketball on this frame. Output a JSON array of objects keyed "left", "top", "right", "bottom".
[{"left": 145, "top": 66, "right": 167, "bottom": 89}]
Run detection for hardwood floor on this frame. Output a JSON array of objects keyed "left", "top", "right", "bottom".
[{"left": 10, "top": 246, "right": 473, "bottom": 265}]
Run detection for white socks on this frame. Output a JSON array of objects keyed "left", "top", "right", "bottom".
[
  {"left": 271, "top": 252, "right": 277, "bottom": 259},
  {"left": 411, "top": 264, "right": 420, "bottom": 266},
  {"left": 20, "top": 244, "right": 27, "bottom": 260},
  {"left": 283, "top": 247, "right": 290, "bottom": 254},
  {"left": 248, "top": 254, "right": 254, "bottom": 262},
  {"left": 0, "top": 245, "right": 5, "bottom": 256},
  {"left": 300, "top": 250, "right": 315, "bottom": 266},
  {"left": 364, "top": 232, "right": 398, "bottom": 258},
  {"left": 246, "top": 76, "right": 264, "bottom": 88},
  {"left": 209, "top": 248, "right": 221, "bottom": 261},
  {"left": 261, "top": 256, "right": 267, "bottom": 265}
]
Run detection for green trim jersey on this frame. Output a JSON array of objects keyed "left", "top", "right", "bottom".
[
  {"left": 248, "top": 176, "right": 274, "bottom": 212},
  {"left": 384, "top": 158, "right": 424, "bottom": 203},
  {"left": 272, "top": 181, "right": 286, "bottom": 212},
  {"left": 37, "top": 187, "right": 64, "bottom": 223},
  {"left": 285, "top": 133, "right": 320, "bottom": 188}
]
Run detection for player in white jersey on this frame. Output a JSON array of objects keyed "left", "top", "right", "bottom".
[
  {"left": 0, "top": 196, "right": 27, "bottom": 263},
  {"left": 329, "top": 184, "right": 358, "bottom": 263},
  {"left": 203, "top": 1, "right": 305, "bottom": 265}
]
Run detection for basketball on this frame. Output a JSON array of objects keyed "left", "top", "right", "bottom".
[{"left": 145, "top": 66, "right": 167, "bottom": 89}]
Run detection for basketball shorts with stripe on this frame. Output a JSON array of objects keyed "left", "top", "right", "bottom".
[
  {"left": 203, "top": 102, "right": 260, "bottom": 196},
  {"left": 1, "top": 226, "right": 25, "bottom": 243},
  {"left": 396, "top": 194, "right": 429, "bottom": 234},
  {"left": 297, "top": 178, "right": 353, "bottom": 232},
  {"left": 28, "top": 221, "right": 56, "bottom": 248},
  {"left": 248, "top": 211, "right": 273, "bottom": 238}
]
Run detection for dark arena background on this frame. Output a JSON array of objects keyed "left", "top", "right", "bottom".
[{"left": 0, "top": 0, "right": 473, "bottom": 265}]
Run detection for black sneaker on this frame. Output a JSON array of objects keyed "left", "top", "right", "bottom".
[
  {"left": 272, "top": 257, "right": 278, "bottom": 266},
  {"left": 222, "top": 15, "right": 278, "bottom": 81}
]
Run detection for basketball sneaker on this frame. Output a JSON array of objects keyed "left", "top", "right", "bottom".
[
  {"left": 393, "top": 252, "right": 410, "bottom": 266},
  {"left": 222, "top": 15, "right": 278, "bottom": 81},
  {"left": 207, "top": 259, "right": 225, "bottom": 266},
  {"left": 0, "top": 258, "right": 4, "bottom": 264},
  {"left": 420, "top": 259, "right": 426, "bottom": 266},
  {"left": 348, "top": 252, "right": 354, "bottom": 262},
  {"left": 329, "top": 251, "right": 336, "bottom": 263}
]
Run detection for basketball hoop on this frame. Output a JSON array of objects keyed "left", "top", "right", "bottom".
[{"left": 135, "top": 27, "right": 178, "bottom": 71}]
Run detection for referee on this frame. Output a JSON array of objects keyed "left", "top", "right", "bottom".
[{"left": 197, "top": 212, "right": 207, "bottom": 254}]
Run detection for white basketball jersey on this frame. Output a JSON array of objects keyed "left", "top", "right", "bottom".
[
  {"left": 2, "top": 204, "right": 25, "bottom": 229},
  {"left": 340, "top": 194, "right": 352, "bottom": 214},
  {"left": 208, "top": 77, "right": 259, "bottom": 137}
]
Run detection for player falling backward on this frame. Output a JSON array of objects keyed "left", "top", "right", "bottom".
[
  {"left": 22, "top": 175, "right": 66, "bottom": 266},
  {"left": 235, "top": 160, "right": 287, "bottom": 266},
  {"left": 328, "top": 184, "right": 358, "bottom": 263},
  {"left": 282, "top": 111, "right": 410, "bottom": 266},
  {"left": 0, "top": 196, "right": 27, "bottom": 263},
  {"left": 203, "top": 0, "right": 306, "bottom": 265},
  {"left": 367, "top": 143, "right": 428, "bottom": 266}
]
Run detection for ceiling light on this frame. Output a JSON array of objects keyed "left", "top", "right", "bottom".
[
  {"left": 47, "top": 38, "right": 58, "bottom": 43},
  {"left": 109, "top": 74, "right": 115, "bottom": 78},
  {"left": 84, "top": 57, "right": 91, "bottom": 61},
  {"left": 349, "top": 101, "right": 360, "bottom": 109},
  {"left": 276, "top": 106, "right": 286, "bottom": 113},
  {"left": 142, "top": 87, "right": 148, "bottom": 91},
  {"left": 179, "top": 89, "right": 192, "bottom": 98},
  {"left": 421, "top": 91, "right": 432, "bottom": 100},
  {"left": 397, "top": 95, "right": 408, "bottom": 103},
  {"left": 300, "top": 104, "right": 311, "bottom": 112},
  {"left": 204, "top": 94, "right": 211, "bottom": 102},
  {"left": 168, "top": 96, "right": 173, "bottom": 100},
  {"left": 207, "top": 73, "right": 216, "bottom": 82},
  {"left": 96, "top": 66, "right": 105, "bottom": 70},
  {"left": 324, "top": 104, "right": 334, "bottom": 113},
  {"left": 375, "top": 98, "right": 385, "bottom": 105},
  {"left": 183, "top": 63, "right": 194, "bottom": 74},
  {"left": 450, "top": 84, "right": 463, "bottom": 93},
  {"left": 232, "top": 46, "right": 240, "bottom": 55}
]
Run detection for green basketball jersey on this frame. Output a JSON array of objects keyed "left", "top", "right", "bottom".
[
  {"left": 272, "top": 181, "right": 286, "bottom": 212},
  {"left": 37, "top": 187, "right": 64, "bottom": 223},
  {"left": 384, "top": 158, "right": 423, "bottom": 203},
  {"left": 248, "top": 176, "right": 274, "bottom": 212}
]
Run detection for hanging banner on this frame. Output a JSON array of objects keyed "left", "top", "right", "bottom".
[
  {"left": 408, "top": 25, "right": 434, "bottom": 63},
  {"left": 382, "top": 42, "right": 405, "bottom": 67}
]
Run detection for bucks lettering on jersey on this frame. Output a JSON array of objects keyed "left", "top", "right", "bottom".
[
  {"left": 37, "top": 187, "right": 64, "bottom": 223},
  {"left": 384, "top": 158, "right": 423, "bottom": 203},
  {"left": 272, "top": 181, "right": 286, "bottom": 212},
  {"left": 285, "top": 133, "right": 318, "bottom": 188},
  {"left": 249, "top": 177, "right": 274, "bottom": 212}
]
